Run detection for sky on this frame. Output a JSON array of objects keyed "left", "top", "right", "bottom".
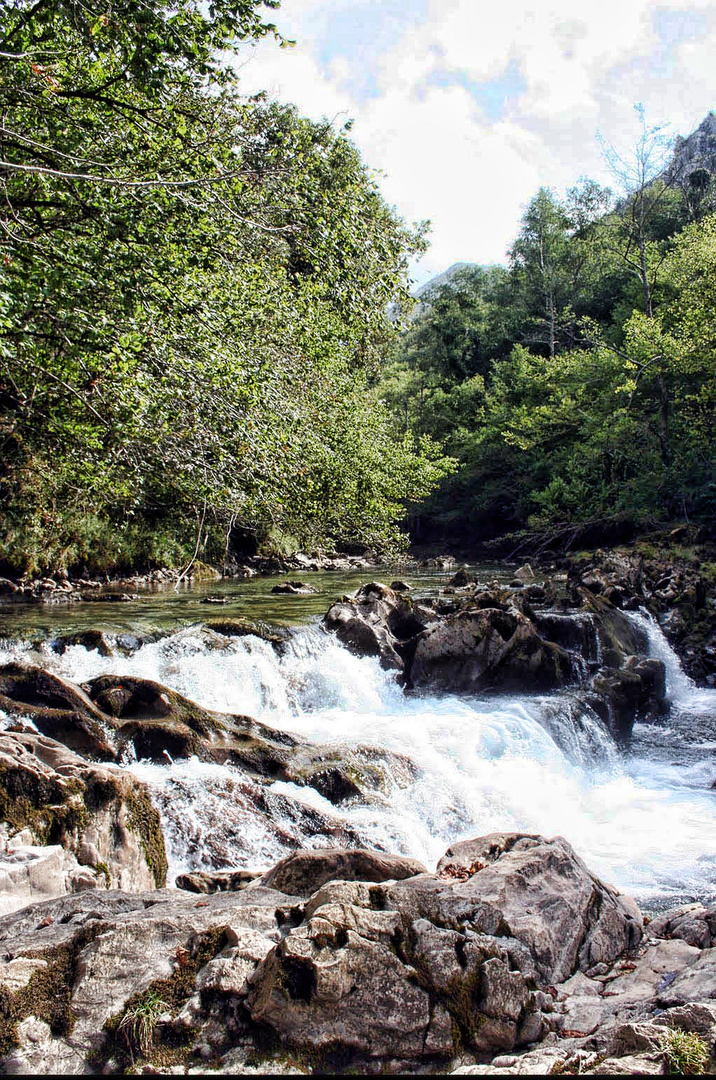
[{"left": 234, "top": 0, "right": 716, "bottom": 287}]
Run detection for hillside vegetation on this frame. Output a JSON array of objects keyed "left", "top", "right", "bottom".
[{"left": 380, "top": 113, "right": 716, "bottom": 547}]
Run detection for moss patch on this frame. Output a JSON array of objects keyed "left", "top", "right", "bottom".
[
  {"left": 94, "top": 861, "right": 111, "bottom": 888},
  {"left": 126, "top": 789, "right": 168, "bottom": 888},
  {"left": 0, "top": 922, "right": 108, "bottom": 1055},
  {"left": 101, "top": 925, "right": 230, "bottom": 1070},
  {"left": 0, "top": 764, "right": 88, "bottom": 845}
]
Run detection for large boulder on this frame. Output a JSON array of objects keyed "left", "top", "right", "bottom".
[
  {"left": 247, "top": 833, "right": 643, "bottom": 1064},
  {"left": 0, "top": 663, "right": 118, "bottom": 759},
  {"left": 10, "top": 834, "right": 716, "bottom": 1076},
  {"left": 322, "top": 582, "right": 438, "bottom": 672},
  {"left": 255, "top": 847, "right": 428, "bottom": 896},
  {"left": 410, "top": 608, "right": 573, "bottom": 693},
  {"left": 0, "top": 665, "right": 418, "bottom": 810},
  {"left": 430, "top": 833, "right": 643, "bottom": 982},
  {"left": 0, "top": 731, "right": 167, "bottom": 913},
  {"left": 320, "top": 581, "right": 667, "bottom": 744}
]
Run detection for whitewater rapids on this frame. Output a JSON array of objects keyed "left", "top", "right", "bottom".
[{"left": 1, "top": 613, "right": 714, "bottom": 909}]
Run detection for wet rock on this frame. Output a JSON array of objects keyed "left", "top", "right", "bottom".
[
  {"left": 0, "top": 730, "right": 166, "bottom": 907},
  {"left": 0, "top": 662, "right": 118, "bottom": 759},
  {"left": 590, "top": 663, "right": 666, "bottom": 743},
  {"left": 49, "top": 632, "right": 111, "bottom": 659},
  {"left": 202, "top": 617, "right": 289, "bottom": 645},
  {"left": 81, "top": 591, "right": 140, "bottom": 602},
  {"left": 577, "top": 589, "right": 648, "bottom": 662},
  {"left": 255, "top": 848, "right": 428, "bottom": 896},
  {"left": 649, "top": 902, "right": 715, "bottom": 948},
  {"left": 270, "top": 580, "right": 319, "bottom": 595},
  {"left": 80, "top": 673, "right": 301, "bottom": 776},
  {"left": 4, "top": 832, "right": 714, "bottom": 1075},
  {"left": 149, "top": 767, "right": 365, "bottom": 873},
  {"left": 284, "top": 742, "right": 417, "bottom": 805},
  {"left": 449, "top": 567, "right": 473, "bottom": 587},
  {"left": 1, "top": 661, "right": 420, "bottom": 822},
  {"left": 410, "top": 608, "right": 573, "bottom": 693},
  {"left": 323, "top": 582, "right": 438, "bottom": 672},
  {"left": 563, "top": 542, "right": 716, "bottom": 686}
]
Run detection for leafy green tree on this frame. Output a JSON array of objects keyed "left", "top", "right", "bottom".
[
  {"left": 508, "top": 187, "right": 575, "bottom": 358},
  {"left": 380, "top": 265, "right": 512, "bottom": 438},
  {"left": 0, "top": 0, "right": 447, "bottom": 574}
]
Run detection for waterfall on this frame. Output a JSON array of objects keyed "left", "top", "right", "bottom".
[
  {"left": 4, "top": 620, "right": 713, "bottom": 907},
  {"left": 628, "top": 609, "right": 697, "bottom": 703}
]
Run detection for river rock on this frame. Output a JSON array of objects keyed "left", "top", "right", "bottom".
[
  {"left": 175, "top": 869, "right": 261, "bottom": 893},
  {"left": 0, "top": 730, "right": 166, "bottom": 910},
  {"left": 1, "top": 661, "right": 420, "bottom": 833},
  {"left": 247, "top": 833, "right": 643, "bottom": 1065},
  {"left": 410, "top": 608, "right": 573, "bottom": 693},
  {"left": 3, "top": 832, "right": 716, "bottom": 1076},
  {"left": 590, "top": 666, "right": 665, "bottom": 742},
  {"left": 202, "top": 617, "right": 289, "bottom": 645},
  {"left": 564, "top": 541, "right": 716, "bottom": 686},
  {"left": 322, "top": 581, "right": 438, "bottom": 672},
  {"left": 0, "top": 831, "right": 649, "bottom": 1074},
  {"left": 648, "top": 901, "right": 716, "bottom": 948},
  {"left": 270, "top": 581, "right": 319, "bottom": 595},
  {"left": 255, "top": 848, "right": 428, "bottom": 895},
  {"left": 0, "top": 662, "right": 118, "bottom": 759},
  {"left": 50, "top": 629, "right": 116, "bottom": 657}
]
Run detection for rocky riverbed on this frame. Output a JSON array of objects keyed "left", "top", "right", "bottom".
[
  {"left": 0, "top": 557, "right": 714, "bottom": 1073},
  {"left": 0, "top": 836, "right": 714, "bottom": 1075}
]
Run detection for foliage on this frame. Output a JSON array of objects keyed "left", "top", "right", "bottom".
[
  {"left": 379, "top": 119, "right": 716, "bottom": 542},
  {"left": 0, "top": 0, "right": 449, "bottom": 574},
  {"left": 657, "top": 1028, "right": 710, "bottom": 1075},
  {"left": 118, "top": 990, "right": 169, "bottom": 1056}
]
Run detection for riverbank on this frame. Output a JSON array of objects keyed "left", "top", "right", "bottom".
[
  {"left": 2, "top": 834, "right": 715, "bottom": 1076},
  {"left": 1, "top": 557, "right": 715, "bottom": 1073}
]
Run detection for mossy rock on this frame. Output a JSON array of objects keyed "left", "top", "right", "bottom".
[
  {"left": 203, "top": 618, "right": 289, "bottom": 646},
  {"left": 100, "top": 926, "right": 230, "bottom": 1071},
  {"left": 0, "top": 761, "right": 88, "bottom": 845},
  {"left": 0, "top": 663, "right": 118, "bottom": 760},
  {"left": 0, "top": 922, "right": 108, "bottom": 1055},
  {"left": 127, "top": 788, "right": 168, "bottom": 888},
  {"left": 0, "top": 732, "right": 167, "bottom": 890}
]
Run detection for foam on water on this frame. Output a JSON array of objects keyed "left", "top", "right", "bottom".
[{"left": 1, "top": 618, "right": 714, "bottom": 905}]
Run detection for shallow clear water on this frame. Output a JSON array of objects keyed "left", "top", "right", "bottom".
[
  {"left": 1, "top": 573, "right": 714, "bottom": 912},
  {"left": 0, "top": 563, "right": 511, "bottom": 637}
]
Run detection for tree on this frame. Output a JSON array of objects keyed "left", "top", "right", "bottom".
[
  {"left": 0, "top": 1, "right": 448, "bottom": 574},
  {"left": 597, "top": 105, "right": 682, "bottom": 319},
  {"left": 509, "top": 187, "right": 574, "bottom": 358}
]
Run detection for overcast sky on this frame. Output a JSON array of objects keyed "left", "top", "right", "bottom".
[{"left": 235, "top": 0, "right": 715, "bottom": 287}]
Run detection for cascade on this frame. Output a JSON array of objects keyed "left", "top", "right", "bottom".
[{"left": 1, "top": 602, "right": 714, "bottom": 908}]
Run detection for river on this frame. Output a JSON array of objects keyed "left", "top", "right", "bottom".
[{"left": 1, "top": 565, "right": 714, "bottom": 913}]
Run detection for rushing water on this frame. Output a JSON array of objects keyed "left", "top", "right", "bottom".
[{"left": 1, "top": 572, "right": 714, "bottom": 912}]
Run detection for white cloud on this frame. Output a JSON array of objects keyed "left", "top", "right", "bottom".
[{"left": 237, "top": 0, "right": 716, "bottom": 284}]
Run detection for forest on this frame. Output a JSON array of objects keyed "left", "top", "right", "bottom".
[
  {"left": 1, "top": 0, "right": 714, "bottom": 577},
  {"left": 382, "top": 115, "right": 716, "bottom": 548}
]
